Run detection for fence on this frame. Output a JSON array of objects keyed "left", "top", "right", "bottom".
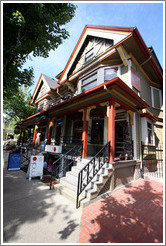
[{"left": 141, "top": 143, "right": 163, "bottom": 179}]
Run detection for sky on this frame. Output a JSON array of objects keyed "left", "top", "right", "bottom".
[{"left": 23, "top": 1, "right": 164, "bottom": 94}]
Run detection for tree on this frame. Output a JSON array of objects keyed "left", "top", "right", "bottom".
[
  {"left": 3, "top": 3, "right": 76, "bottom": 100},
  {"left": 3, "top": 86, "right": 36, "bottom": 126}
]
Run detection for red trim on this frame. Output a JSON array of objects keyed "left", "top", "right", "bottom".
[
  {"left": 20, "top": 77, "right": 149, "bottom": 125},
  {"left": 140, "top": 113, "right": 156, "bottom": 122},
  {"left": 59, "top": 25, "right": 134, "bottom": 84},
  {"left": 30, "top": 74, "right": 43, "bottom": 104},
  {"left": 133, "top": 28, "right": 162, "bottom": 81}
]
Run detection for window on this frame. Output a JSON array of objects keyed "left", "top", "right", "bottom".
[
  {"left": 104, "top": 67, "right": 118, "bottom": 82},
  {"left": 147, "top": 122, "right": 153, "bottom": 144},
  {"left": 85, "top": 48, "right": 94, "bottom": 63},
  {"left": 81, "top": 73, "right": 97, "bottom": 92},
  {"left": 151, "top": 87, "right": 162, "bottom": 109}
]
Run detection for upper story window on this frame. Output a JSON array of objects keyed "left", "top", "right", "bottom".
[
  {"left": 81, "top": 72, "right": 97, "bottom": 93},
  {"left": 84, "top": 48, "right": 94, "bottom": 63},
  {"left": 151, "top": 87, "right": 162, "bottom": 109},
  {"left": 104, "top": 67, "right": 118, "bottom": 82}
]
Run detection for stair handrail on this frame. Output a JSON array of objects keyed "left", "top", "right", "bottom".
[
  {"left": 76, "top": 141, "right": 111, "bottom": 208},
  {"left": 50, "top": 141, "right": 83, "bottom": 189}
]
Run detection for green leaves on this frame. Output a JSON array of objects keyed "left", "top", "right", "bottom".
[{"left": 3, "top": 3, "right": 76, "bottom": 101}]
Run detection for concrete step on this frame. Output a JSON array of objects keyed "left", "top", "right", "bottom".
[{"left": 53, "top": 183, "right": 89, "bottom": 207}]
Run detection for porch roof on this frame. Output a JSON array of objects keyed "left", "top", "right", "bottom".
[{"left": 18, "top": 77, "right": 149, "bottom": 127}]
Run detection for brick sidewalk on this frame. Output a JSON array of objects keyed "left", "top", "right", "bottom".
[{"left": 79, "top": 178, "right": 163, "bottom": 243}]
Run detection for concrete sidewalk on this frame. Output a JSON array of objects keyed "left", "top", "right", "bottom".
[{"left": 3, "top": 168, "right": 82, "bottom": 244}]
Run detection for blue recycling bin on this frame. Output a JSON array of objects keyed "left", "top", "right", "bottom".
[{"left": 7, "top": 153, "right": 22, "bottom": 171}]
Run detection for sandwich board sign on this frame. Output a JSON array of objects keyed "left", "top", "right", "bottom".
[
  {"left": 27, "top": 155, "right": 44, "bottom": 181},
  {"left": 7, "top": 153, "right": 22, "bottom": 171}
]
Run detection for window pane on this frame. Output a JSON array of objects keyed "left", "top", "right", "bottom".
[
  {"left": 82, "top": 80, "right": 97, "bottom": 92},
  {"left": 82, "top": 73, "right": 97, "bottom": 86},
  {"left": 85, "top": 48, "right": 94, "bottom": 63},
  {"left": 104, "top": 68, "right": 118, "bottom": 81},
  {"left": 153, "top": 88, "right": 160, "bottom": 108}
]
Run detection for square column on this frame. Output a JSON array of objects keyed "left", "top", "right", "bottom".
[
  {"left": 82, "top": 108, "right": 88, "bottom": 158},
  {"left": 47, "top": 120, "right": 53, "bottom": 144},
  {"left": 108, "top": 99, "right": 115, "bottom": 162},
  {"left": 32, "top": 125, "right": 38, "bottom": 147}
]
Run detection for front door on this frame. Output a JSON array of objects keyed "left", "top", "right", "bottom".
[{"left": 55, "top": 120, "right": 62, "bottom": 145}]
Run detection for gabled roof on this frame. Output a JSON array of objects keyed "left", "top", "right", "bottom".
[
  {"left": 30, "top": 73, "right": 58, "bottom": 104},
  {"left": 58, "top": 25, "right": 162, "bottom": 85},
  {"left": 58, "top": 25, "right": 134, "bottom": 84}
]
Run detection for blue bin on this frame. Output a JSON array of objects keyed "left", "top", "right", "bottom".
[{"left": 8, "top": 153, "right": 22, "bottom": 171}]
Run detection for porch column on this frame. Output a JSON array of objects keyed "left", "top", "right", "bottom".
[
  {"left": 108, "top": 99, "right": 115, "bottom": 162},
  {"left": 82, "top": 108, "right": 88, "bottom": 158},
  {"left": 47, "top": 120, "right": 53, "bottom": 144},
  {"left": 32, "top": 124, "right": 38, "bottom": 147}
]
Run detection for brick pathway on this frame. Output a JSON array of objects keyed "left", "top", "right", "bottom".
[{"left": 79, "top": 178, "right": 163, "bottom": 243}]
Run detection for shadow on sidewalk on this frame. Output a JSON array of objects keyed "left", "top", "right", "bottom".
[
  {"left": 82, "top": 179, "right": 163, "bottom": 243},
  {"left": 3, "top": 169, "right": 80, "bottom": 243}
]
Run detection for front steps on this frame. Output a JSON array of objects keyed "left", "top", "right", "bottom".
[{"left": 53, "top": 158, "right": 113, "bottom": 207}]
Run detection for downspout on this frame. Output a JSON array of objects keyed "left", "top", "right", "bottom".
[{"left": 140, "top": 56, "right": 152, "bottom": 67}]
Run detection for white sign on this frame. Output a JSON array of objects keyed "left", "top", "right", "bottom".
[
  {"left": 45, "top": 145, "right": 62, "bottom": 153},
  {"left": 27, "top": 155, "right": 44, "bottom": 181}
]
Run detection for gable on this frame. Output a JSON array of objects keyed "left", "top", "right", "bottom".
[
  {"left": 35, "top": 80, "right": 49, "bottom": 101},
  {"left": 31, "top": 74, "right": 58, "bottom": 104},
  {"left": 59, "top": 25, "right": 133, "bottom": 84},
  {"left": 68, "top": 36, "right": 114, "bottom": 76}
]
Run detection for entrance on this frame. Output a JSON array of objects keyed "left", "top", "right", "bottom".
[
  {"left": 55, "top": 120, "right": 62, "bottom": 145},
  {"left": 115, "top": 120, "right": 132, "bottom": 160}
]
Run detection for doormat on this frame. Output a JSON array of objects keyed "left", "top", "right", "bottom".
[{"left": 40, "top": 175, "right": 58, "bottom": 187}]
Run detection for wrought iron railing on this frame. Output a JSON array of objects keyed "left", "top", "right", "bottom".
[
  {"left": 50, "top": 141, "right": 83, "bottom": 189},
  {"left": 141, "top": 142, "right": 163, "bottom": 179},
  {"left": 76, "top": 141, "right": 110, "bottom": 208}
]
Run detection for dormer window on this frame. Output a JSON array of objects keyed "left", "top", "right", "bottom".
[{"left": 85, "top": 47, "right": 94, "bottom": 63}]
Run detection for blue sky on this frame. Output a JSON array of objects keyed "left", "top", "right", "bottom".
[{"left": 23, "top": 2, "right": 164, "bottom": 93}]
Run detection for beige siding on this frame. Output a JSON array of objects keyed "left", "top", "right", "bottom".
[{"left": 120, "top": 65, "right": 128, "bottom": 85}]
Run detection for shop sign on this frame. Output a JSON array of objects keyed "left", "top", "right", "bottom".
[
  {"left": 27, "top": 155, "right": 44, "bottom": 181},
  {"left": 45, "top": 145, "right": 62, "bottom": 153}
]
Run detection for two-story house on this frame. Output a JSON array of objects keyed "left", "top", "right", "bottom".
[{"left": 18, "top": 25, "right": 163, "bottom": 205}]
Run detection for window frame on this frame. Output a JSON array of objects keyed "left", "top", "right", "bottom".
[
  {"left": 151, "top": 86, "right": 162, "bottom": 109},
  {"left": 81, "top": 72, "right": 97, "bottom": 93},
  {"left": 84, "top": 47, "right": 94, "bottom": 63},
  {"left": 104, "top": 66, "right": 118, "bottom": 82}
]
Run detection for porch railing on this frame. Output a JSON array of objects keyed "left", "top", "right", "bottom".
[
  {"left": 50, "top": 141, "right": 83, "bottom": 189},
  {"left": 76, "top": 141, "right": 110, "bottom": 208},
  {"left": 60, "top": 136, "right": 82, "bottom": 144}
]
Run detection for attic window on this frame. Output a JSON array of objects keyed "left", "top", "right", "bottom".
[{"left": 85, "top": 47, "right": 94, "bottom": 63}]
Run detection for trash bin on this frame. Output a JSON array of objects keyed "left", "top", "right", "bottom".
[{"left": 7, "top": 153, "right": 22, "bottom": 171}]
